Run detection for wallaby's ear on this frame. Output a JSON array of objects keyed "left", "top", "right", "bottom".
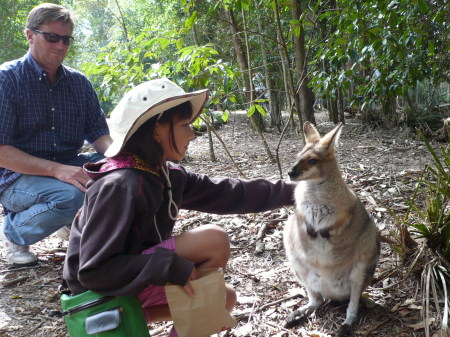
[
  {"left": 319, "top": 123, "right": 342, "bottom": 151},
  {"left": 303, "top": 121, "right": 321, "bottom": 143}
]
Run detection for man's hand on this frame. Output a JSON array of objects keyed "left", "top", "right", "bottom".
[
  {"left": 0, "top": 145, "right": 90, "bottom": 191},
  {"left": 53, "top": 165, "right": 90, "bottom": 192}
]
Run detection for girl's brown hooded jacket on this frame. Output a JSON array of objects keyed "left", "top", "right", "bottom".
[{"left": 63, "top": 156, "right": 295, "bottom": 296}]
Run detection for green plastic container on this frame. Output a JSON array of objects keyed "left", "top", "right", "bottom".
[{"left": 60, "top": 290, "right": 150, "bottom": 336}]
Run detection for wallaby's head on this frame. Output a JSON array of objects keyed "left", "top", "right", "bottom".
[{"left": 288, "top": 122, "right": 342, "bottom": 182}]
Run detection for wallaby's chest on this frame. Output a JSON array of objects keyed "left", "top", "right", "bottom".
[
  {"left": 300, "top": 203, "right": 336, "bottom": 236},
  {"left": 294, "top": 183, "right": 355, "bottom": 237}
]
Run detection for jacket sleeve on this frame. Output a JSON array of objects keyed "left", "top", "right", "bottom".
[
  {"left": 179, "top": 167, "right": 296, "bottom": 214},
  {"left": 73, "top": 177, "right": 193, "bottom": 296}
]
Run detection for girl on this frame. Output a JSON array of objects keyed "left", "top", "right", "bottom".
[{"left": 63, "top": 78, "right": 295, "bottom": 336}]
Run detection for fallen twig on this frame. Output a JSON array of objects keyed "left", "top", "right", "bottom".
[
  {"left": 0, "top": 265, "right": 42, "bottom": 274},
  {"left": 361, "top": 318, "right": 390, "bottom": 337},
  {"left": 254, "top": 222, "right": 270, "bottom": 255},
  {"left": 254, "top": 293, "right": 302, "bottom": 313},
  {"left": 2, "top": 275, "right": 29, "bottom": 287},
  {"left": 27, "top": 321, "right": 45, "bottom": 336}
]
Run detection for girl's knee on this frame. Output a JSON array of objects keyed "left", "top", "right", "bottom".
[
  {"left": 176, "top": 225, "right": 231, "bottom": 267},
  {"left": 225, "top": 284, "right": 237, "bottom": 311},
  {"left": 202, "top": 225, "right": 230, "bottom": 253},
  {"left": 201, "top": 224, "right": 226, "bottom": 234}
]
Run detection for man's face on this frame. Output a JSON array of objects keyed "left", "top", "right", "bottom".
[{"left": 26, "top": 20, "right": 72, "bottom": 73}]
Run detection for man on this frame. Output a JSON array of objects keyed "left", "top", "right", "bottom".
[{"left": 0, "top": 3, "right": 112, "bottom": 266}]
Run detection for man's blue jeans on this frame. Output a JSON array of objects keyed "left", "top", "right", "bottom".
[{"left": 0, "top": 153, "right": 103, "bottom": 246}]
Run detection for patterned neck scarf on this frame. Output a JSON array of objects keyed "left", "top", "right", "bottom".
[{"left": 99, "top": 153, "right": 160, "bottom": 177}]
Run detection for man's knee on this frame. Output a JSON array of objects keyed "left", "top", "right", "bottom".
[{"left": 53, "top": 184, "right": 84, "bottom": 213}]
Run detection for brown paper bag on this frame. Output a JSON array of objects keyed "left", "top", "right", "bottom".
[{"left": 165, "top": 268, "right": 237, "bottom": 337}]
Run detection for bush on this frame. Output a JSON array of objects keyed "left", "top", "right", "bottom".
[{"left": 402, "top": 130, "right": 449, "bottom": 335}]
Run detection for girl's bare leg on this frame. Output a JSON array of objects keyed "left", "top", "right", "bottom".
[
  {"left": 147, "top": 305, "right": 171, "bottom": 322},
  {"left": 175, "top": 224, "right": 237, "bottom": 311},
  {"left": 146, "top": 225, "right": 237, "bottom": 323}
]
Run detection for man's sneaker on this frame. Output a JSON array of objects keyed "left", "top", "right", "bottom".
[
  {"left": 55, "top": 226, "right": 71, "bottom": 241},
  {"left": 0, "top": 223, "right": 38, "bottom": 266}
]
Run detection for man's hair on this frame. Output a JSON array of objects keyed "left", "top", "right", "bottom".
[{"left": 26, "top": 3, "right": 74, "bottom": 32}]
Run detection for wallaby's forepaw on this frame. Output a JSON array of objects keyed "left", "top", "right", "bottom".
[
  {"left": 337, "top": 323, "right": 352, "bottom": 337},
  {"left": 284, "top": 310, "right": 304, "bottom": 329}
]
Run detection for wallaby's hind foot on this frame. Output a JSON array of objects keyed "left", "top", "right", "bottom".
[
  {"left": 337, "top": 323, "right": 352, "bottom": 337},
  {"left": 284, "top": 302, "right": 319, "bottom": 329},
  {"left": 284, "top": 309, "right": 304, "bottom": 329}
]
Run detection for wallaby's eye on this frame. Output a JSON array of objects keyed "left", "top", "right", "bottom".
[{"left": 308, "top": 159, "right": 318, "bottom": 165}]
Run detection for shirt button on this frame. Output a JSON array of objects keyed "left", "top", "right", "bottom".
[
  {"left": 50, "top": 89, "right": 52, "bottom": 93},
  {"left": 51, "top": 108, "right": 55, "bottom": 111},
  {"left": 51, "top": 126, "right": 55, "bottom": 130},
  {"left": 54, "top": 143, "right": 57, "bottom": 146}
]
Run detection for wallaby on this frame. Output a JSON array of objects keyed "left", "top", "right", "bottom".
[{"left": 283, "top": 122, "right": 380, "bottom": 337}]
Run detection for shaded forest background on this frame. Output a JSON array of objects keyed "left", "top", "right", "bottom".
[{"left": 1, "top": 0, "right": 449, "bottom": 137}]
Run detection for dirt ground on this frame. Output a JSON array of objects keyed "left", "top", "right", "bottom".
[{"left": 0, "top": 110, "right": 446, "bottom": 337}]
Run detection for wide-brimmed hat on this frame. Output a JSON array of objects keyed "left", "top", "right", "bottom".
[{"left": 104, "top": 78, "right": 209, "bottom": 157}]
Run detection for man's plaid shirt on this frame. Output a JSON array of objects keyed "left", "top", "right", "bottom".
[{"left": 0, "top": 52, "right": 109, "bottom": 194}]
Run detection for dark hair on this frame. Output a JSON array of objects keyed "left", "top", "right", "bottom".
[
  {"left": 26, "top": 3, "right": 74, "bottom": 32},
  {"left": 123, "top": 101, "right": 194, "bottom": 169}
]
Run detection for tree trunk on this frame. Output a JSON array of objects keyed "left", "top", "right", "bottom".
[
  {"left": 257, "top": 19, "right": 281, "bottom": 130},
  {"left": 207, "top": 125, "right": 216, "bottom": 162},
  {"left": 240, "top": 8, "right": 266, "bottom": 132},
  {"left": 338, "top": 89, "right": 345, "bottom": 123},
  {"left": 382, "top": 96, "right": 397, "bottom": 124},
  {"left": 277, "top": 33, "right": 292, "bottom": 123},
  {"left": 292, "top": 0, "right": 315, "bottom": 125},
  {"left": 224, "top": 8, "right": 274, "bottom": 161},
  {"left": 327, "top": 94, "right": 339, "bottom": 124},
  {"left": 274, "top": 0, "right": 304, "bottom": 141}
]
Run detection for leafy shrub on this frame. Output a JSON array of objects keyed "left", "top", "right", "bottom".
[{"left": 402, "top": 130, "right": 449, "bottom": 335}]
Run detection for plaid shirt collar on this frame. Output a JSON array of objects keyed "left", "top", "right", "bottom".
[{"left": 23, "top": 51, "right": 67, "bottom": 83}]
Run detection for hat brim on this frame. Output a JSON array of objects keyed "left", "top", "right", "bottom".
[{"left": 104, "top": 89, "right": 209, "bottom": 158}]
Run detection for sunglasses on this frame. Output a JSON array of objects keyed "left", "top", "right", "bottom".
[{"left": 33, "top": 29, "right": 75, "bottom": 46}]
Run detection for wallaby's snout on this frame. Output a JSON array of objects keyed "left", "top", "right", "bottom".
[
  {"left": 288, "top": 165, "right": 298, "bottom": 181},
  {"left": 287, "top": 153, "right": 321, "bottom": 182}
]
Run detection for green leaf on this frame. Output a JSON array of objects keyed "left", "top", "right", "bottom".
[
  {"left": 417, "top": 0, "right": 429, "bottom": 13},
  {"left": 185, "top": 10, "right": 198, "bottom": 29},
  {"left": 254, "top": 104, "right": 267, "bottom": 117},
  {"left": 240, "top": 0, "right": 251, "bottom": 11},
  {"left": 407, "top": 222, "right": 430, "bottom": 236},
  {"left": 222, "top": 110, "right": 230, "bottom": 123},
  {"left": 247, "top": 105, "right": 256, "bottom": 117},
  {"left": 428, "top": 42, "right": 435, "bottom": 55},
  {"left": 290, "top": 19, "right": 301, "bottom": 37}
]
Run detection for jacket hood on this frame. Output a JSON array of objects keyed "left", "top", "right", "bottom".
[{"left": 83, "top": 153, "right": 161, "bottom": 181}]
